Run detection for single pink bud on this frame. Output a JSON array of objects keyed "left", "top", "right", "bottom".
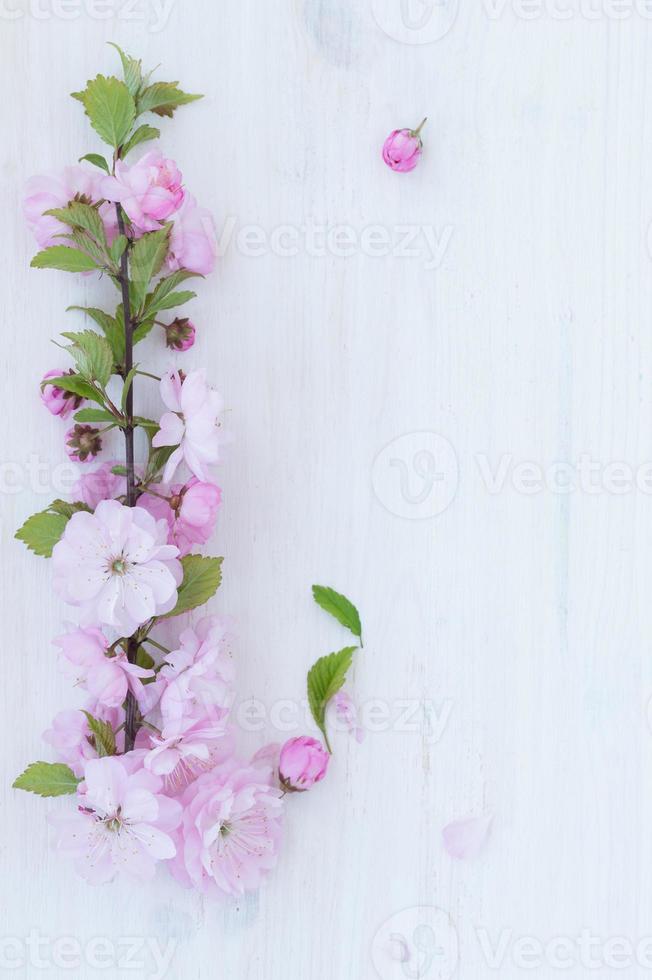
[
  {"left": 279, "top": 736, "right": 329, "bottom": 792},
  {"left": 40, "top": 369, "right": 85, "bottom": 419},
  {"left": 65, "top": 424, "right": 102, "bottom": 463},
  {"left": 382, "top": 118, "right": 427, "bottom": 173},
  {"left": 163, "top": 317, "right": 196, "bottom": 352}
]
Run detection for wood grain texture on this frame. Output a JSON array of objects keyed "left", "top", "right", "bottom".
[{"left": 2, "top": 1, "right": 652, "bottom": 977}]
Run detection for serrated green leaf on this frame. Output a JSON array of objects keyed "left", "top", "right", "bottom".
[
  {"left": 108, "top": 42, "right": 142, "bottom": 97},
  {"left": 137, "top": 81, "right": 203, "bottom": 118},
  {"left": 129, "top": 226, "right": 170, "bottom": 310},
  {"left": 312, "top": 585, "right": 363, "bottom": 644},
  {"left": 62, "top": 330, "right": 114, "bottom": 386},
  {"left": 74, "top": 407, "right": 118, "bottom": 424},
  {"left": 76, "top": 74, "right": 136, "bottom": 148},
  {"left": 45, "top": 202, "right": 106, "bottom": 248},
  {"left": 67, "top": 306, "right": 125, "bottom": 365},
  {"left": 15, "top": 511, "right": 68, "bottom": 558},
  {"left": 161, "top": 555, "right": 223, "bottom": 619},
  {"left": 40, "top": 372, "right": 102, "bottom": 405},
  {"left": 15, "top": 500, "right": 89, "bottom": 557},
  {"left": 31, "top": 246, "right": 99, "bottom": 273},
  {"left": 82, "top": 711, "right": 116, "bottom": 757},
  {"left": 133, "top": 317, "right": 156, "bottom": 345},
  {"left": 109, "top": 235, "right": 128, "bottom": 266},
  {"left": 145, "top": 444, "right": 176, "bottom": 482},
  {"left": 13, "top": 762, "right": 81, "bottom": 797},
  {"left": 122, "top": 124, "right": 160, "bottom": 159},
  {"left": 307, "top": 646, "right": 357, "bottom": 752},
  {"left": 79, "top": 153, "right": 110, "bottom": 174},
  {"left": 145, "top": 290, "right": 196, "bottom": 317},
  {"left": 111, "top": 465, "right": 128, "bottom": 476},
  {"left": 121, "top": 364, "right": 139, "bottom": 413}
]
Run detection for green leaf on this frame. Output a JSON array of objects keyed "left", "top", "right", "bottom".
[
  {"left": 45, "top": 202, "right": 106, "bottom": 248},
  {"left": 121, "top": 364, "right": 139, "bottom": 413},
  {"left": 133, "top": 416, "right": 159, "bottom": 431},
  {"left": 61, "top": 330, "right": 114, "bottom": 386},
  {"left": 137, "top": 81, "right": 203, "bottom": 118},
  {"left": 79, "top": 153, "right": 110, "bottom": 174},
  {"left": 133, "top": 317, "right": 156, "bottom": 345},
  {"left": 15, "top": 510, "right": 67, "bottom": 558},
  {"left": 111, "top": 465, "right": 128, "bottom": 476},
  {"left": 135, "top": 646, "right": 155, "bottom": 671},
  {"left": 76, "top": 74, "right": 136, "bottom": 148},
  {"left": 15, "top": 500, "right": 89, "bottom": 557},
  {"left": 74, "top": 407, "right": 118, "bottom": 424},
  {"left": 31, "top": 246, "right": 99, "bottom": 273},
  {"left": 312, "top": 585, "right": 363, "bottom": 644},
  {"left": 162, "top": 555, "right": 223, "bottom": 619},
  {"left": 108, "top": 43, "right": 142, "bottom": 97},
  {"left": 82, "top": 711, "right": 116, "bottom": 757},
  {"left": 145, "top": 445, "right": 176, "bottom": 482},
  {"left": 307, "top": 646, "right": 357, "bottom": 752},
  {"left": 109, "top": 235, "right": 128, "bottom": 266},
  {"left": 67, "top": 306, "right": 124, "bottom": 365},
  {"left": 146, "top": 290, "right": 196, "bottom": 317},
  {"left": 40, "top": 372, "right": 103, "bottom": 405},
  {"left": 129, "top": 226, "right": 170, "bottom": 310},
  {"left": 13, "top": 762, "right": 81, "bottom": 797},
  {"left": 122, "top": 124, "right": 160, "bottom": 159}
]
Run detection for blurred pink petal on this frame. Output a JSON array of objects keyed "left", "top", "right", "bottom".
[{"left": 442, "top": 814, "right": 493, "bottom": 860}]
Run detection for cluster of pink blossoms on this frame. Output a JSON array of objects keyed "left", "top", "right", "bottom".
[{"left": 22, "top": 138, "right": 332, "bottom": 895}]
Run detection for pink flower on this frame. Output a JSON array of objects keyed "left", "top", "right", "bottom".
[
  {"left": 157, "top": 617, "right": 234, "bottom": 732},
  {"left": 382, "top": 120, "right": 427, "bottom": 173},
  {"left": 52, "top": 499, "right": 182, "bottom": 635},
  {"left": 170, "top": 759, "right": 284, "bottom": 897},
  {"left": 49, "top": 755, "right": 182, "bottom": 884},
  {"left": 329, "top": 691, "right": 365, "bottom": 743},
  {"left": 71, "top": 461, "right": 125, "bottom": 510},
  {"left": 100, "top": 150, "right": 185, "bottom": 233},
  {"left": 65, "top": 424, "right": 102, "bottom": 463},
  {"left": 40, "top": 370, "right": 85, "bottom": 419},
  {"left": 152, "top": 370, "right": 228, "bottom": 483},
  {"left": 137, "top": 478, "right": 222, "bottom": 556},
  {"left": 24, "top": 166, "right": 99, "bottom": 248},
  {"left": 163, "top": 317, "right": 195, "bottom": 352},
  {"left": 279, "top": 736, "right": 329, "bottom": 792},
  {"left": 42, "top": 705, "right": 121, "bottom": 777},
  {"left": 55, "top": 627, "right": 154, "bottom": 708},
  {"left": 166, "top": 194, "right": 217, "bottom": 275}
]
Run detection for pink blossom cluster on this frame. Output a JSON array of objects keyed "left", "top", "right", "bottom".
[{"left": 23, "top": 132, "right": 335, "bottom": 897}]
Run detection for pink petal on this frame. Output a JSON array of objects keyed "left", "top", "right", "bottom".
[{"left": 442, "top": 814, "right": 493, "bottom": 860}]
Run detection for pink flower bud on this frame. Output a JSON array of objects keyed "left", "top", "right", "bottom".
[
  {"left": 382, "top": 118, "right": 427, "bottom": 173},
  {"left": 163, "top": 317, "right": 196, "bottom": 352},
  {"left": 41, "top": 369, "right": 85, "bottom": 419},
  {"left": 65, "top": 424, "right": 102, "bottom": 463},
  {"left": 279, "top": 736, "right": 329, "bottom": 792}
]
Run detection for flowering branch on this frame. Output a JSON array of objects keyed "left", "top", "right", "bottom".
[{"left": 13, "top": 45, "right": 364, "bottom": 897}]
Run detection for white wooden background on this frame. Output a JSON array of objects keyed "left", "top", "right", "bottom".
[{"left": 2, "top": 1, "right": 652, "bottom": 977}]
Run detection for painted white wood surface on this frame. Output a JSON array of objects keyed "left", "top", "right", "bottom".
[{"left": 2, "top": 1, "right": 652, "bottom": 977}]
